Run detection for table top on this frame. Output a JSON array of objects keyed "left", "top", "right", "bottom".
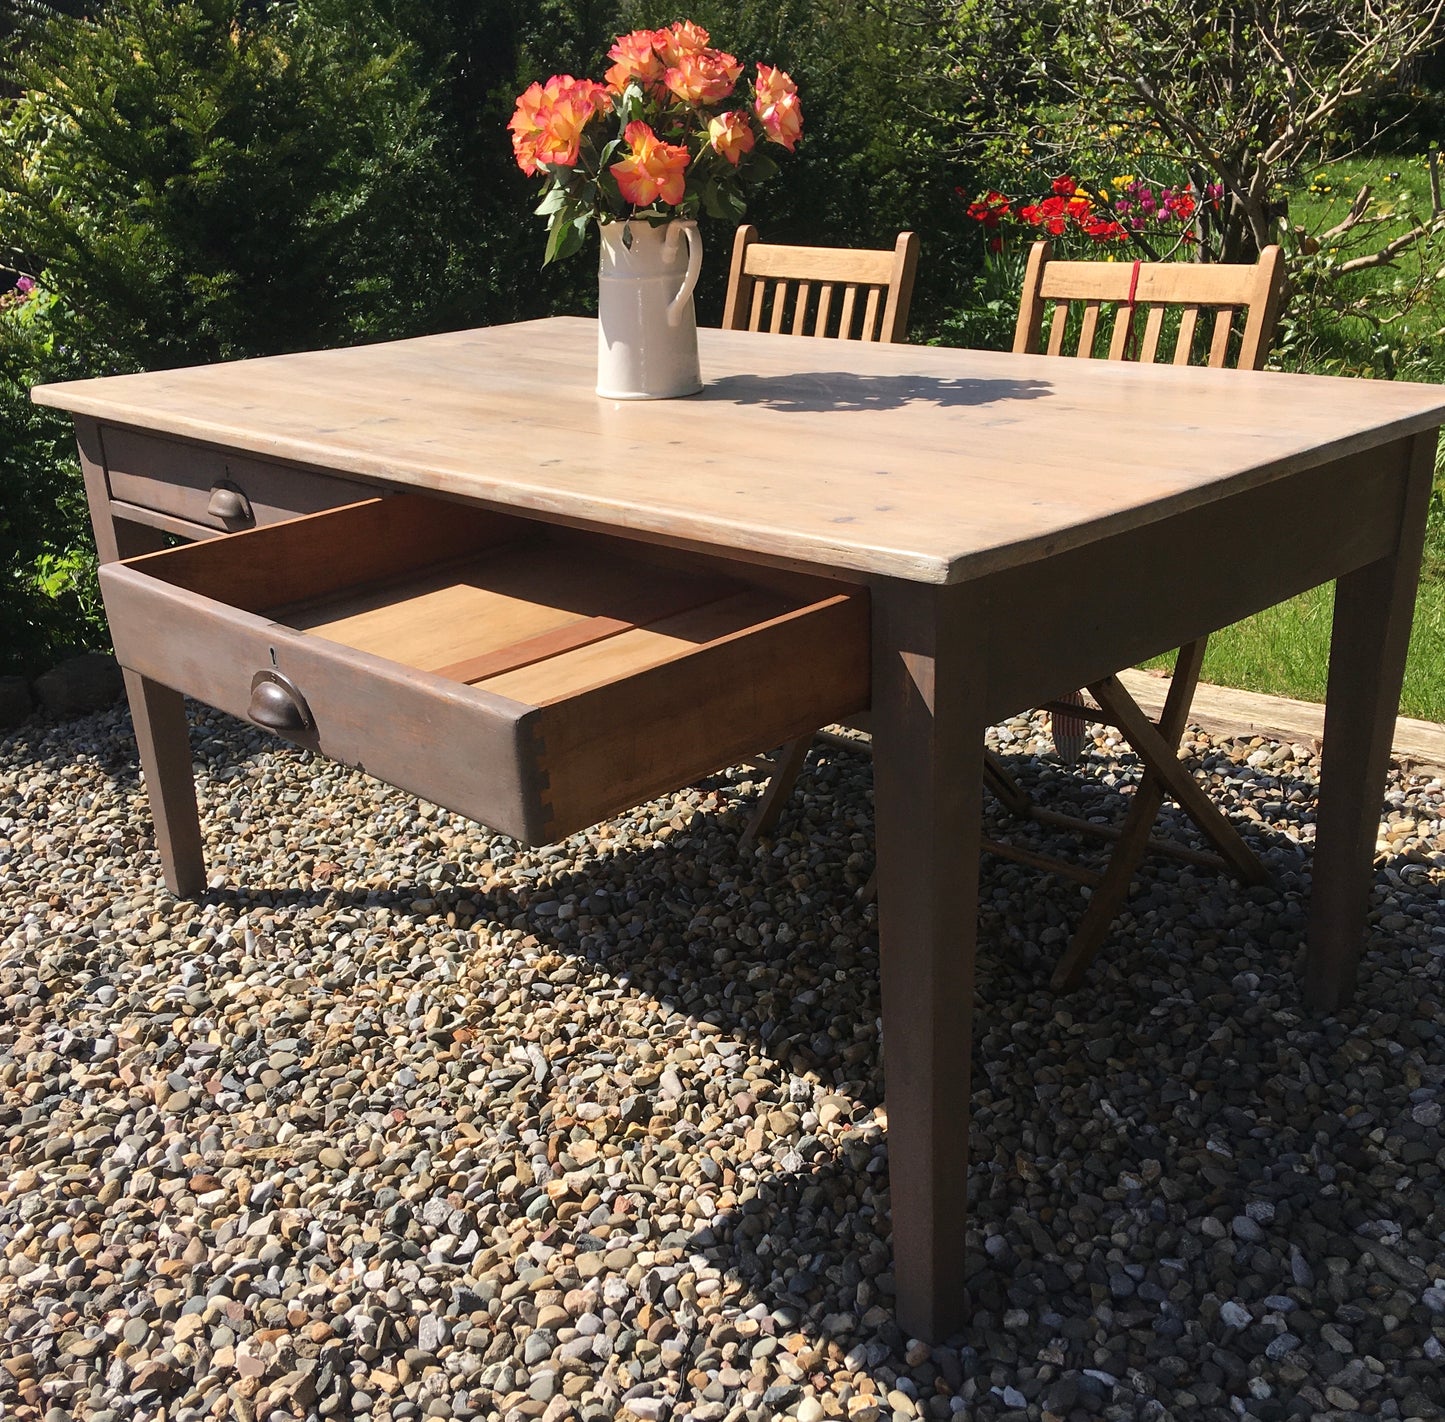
[{"left": 34, "top": 316, "right": 1445, "bottom": 585}]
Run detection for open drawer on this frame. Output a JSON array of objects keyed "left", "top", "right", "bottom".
[{"left": 97, "top": 494, "right": 870, "bottom": 843}]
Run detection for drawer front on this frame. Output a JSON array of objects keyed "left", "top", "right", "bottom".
[
  {"left": 531, "top": 593, "right": 869, "bottom": 838},
  {"left": 102, "top": 426, "right": 379, "bottom": 533},
  {"left": 99, "top": 569, "right": 549, "bottom": 839},
  {"left": 98, "top": 496, "right": 871, "bottom": 846}
]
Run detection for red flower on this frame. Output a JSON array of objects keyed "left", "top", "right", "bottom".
[
  {"left": 1025, "top": 194, "right": 1072, "bottom": 235},
  {"left": 965, "top": 189, "right": 1013, "bottom": 227},
  {"left": 1051, "top": 174, "right": 1077, "bottom": 196}
]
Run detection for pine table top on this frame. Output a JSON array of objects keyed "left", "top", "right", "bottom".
[{"left": 34, "top": 316, "right": 1445, "bottom": 585}]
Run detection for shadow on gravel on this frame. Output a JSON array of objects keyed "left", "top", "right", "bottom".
[
  {"left": 8, "top": 706, "right": 1445, "bottom": 1420},
  {"left": 200, "top": 729, "right": 1353, "bottom": 1077},
  {"left": 0, "top": 703, "right": 147, "bottom": 782}
]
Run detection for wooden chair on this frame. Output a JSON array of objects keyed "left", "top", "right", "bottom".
[
  {"left": 745, "top": 238, "right": 1290, "bottom": 993},
  {"left": 721, "top": 224, "right": 919, "bottom": 342},
  {"left": 997, "top": 240, "right": 1288, "bottom": 988},
  {"left": 723, "top": 225, "right": 919, "bottom": 850}
]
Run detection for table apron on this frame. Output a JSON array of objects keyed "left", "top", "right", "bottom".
[{"left": 969, "top": 441, "right": 1413, "bottom": 723}]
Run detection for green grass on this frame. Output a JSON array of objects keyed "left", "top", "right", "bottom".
[
  {"left": 1284, "top": 153, "right": 1445, "bottom": 379},
  {"left": 1141, "top": 153, "right": 1445, "bottom": 725},
  {"left": 1150, "top": 551, "right": 1445, "bottom": 723}
]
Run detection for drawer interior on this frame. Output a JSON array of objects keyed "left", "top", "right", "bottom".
[{"left": 128, "top": 493, "right": 854, "bottom": 704}]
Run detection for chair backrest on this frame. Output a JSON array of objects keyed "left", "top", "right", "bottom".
[
  {"left": 721, "top": 224, "right": 920, "bottom": 343},
  {"left": 1012, "top": 241, "right": 1287, "bottom": 371}
]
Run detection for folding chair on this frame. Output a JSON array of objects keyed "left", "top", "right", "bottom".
[
  {"left": 746, "top": 236, "right": 1291, "bottom": 993},
  {"left": 721, "top": 224, "right": 919, "bottom": 847},
  {"left": 991, "top": 239, "right": 1289, "bottom": 988}
]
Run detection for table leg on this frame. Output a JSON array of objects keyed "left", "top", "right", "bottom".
[
  {"left": 78, "top": 421, "right": 207, "bottom": 898},
  {"left": 870, "top": 580, "right": 982, "bottom": 1343},
  {"left": 1307, "top": 430, "right": 1437, "bottom": 1012}
]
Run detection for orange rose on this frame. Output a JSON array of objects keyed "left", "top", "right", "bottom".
[
  {"left": 707, "top": 110, "right": 756, "bottom": 166},
  {"left": 509, "top": 80, "right": 552, "bottom": 176},
  {"left": 665, "top": 48, "right": 742, "bottom": 105},
  {"left": 653, "top": 19, "right": 711, "bottom": 67},
  {"left": 605, "top": 29, "right": 667, "bottom": 93},
  {"left": 536, "top": 77, "right": 611, "bottom": 167},
  {"left": 610, "top": 120, "right": 690, "bottom": 207},
  {"left": 509, "top": 76, "right": 610, "bottom": 172},
  {"left": 753, "top": 63, "right": 802, "bottom": 151}
]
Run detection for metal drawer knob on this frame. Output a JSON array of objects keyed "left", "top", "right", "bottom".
[
  {"left": 207, "top": 482, "right": 254, "bottom": 524},
  {"left": 247, "top": 671, "right": 312, "bottom": 733}
]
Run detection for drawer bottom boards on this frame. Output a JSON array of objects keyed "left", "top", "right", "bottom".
[{"left": 98, "top": 495, "right": 871, "bottom": 844}]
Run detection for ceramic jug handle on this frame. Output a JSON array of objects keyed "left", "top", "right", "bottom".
[{"left": 665, "top": 223, "right": 702, "bottom": 327}]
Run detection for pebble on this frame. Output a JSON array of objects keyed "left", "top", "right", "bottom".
[{"left": 1, "top": 703, "right": 1443, "bottom": 1420}]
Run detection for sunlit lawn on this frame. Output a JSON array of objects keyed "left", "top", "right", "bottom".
[
  {"left": 1149, "top": 153, "right": 1445, "bottom": 724},
  {"left": 1153, "top": 556, "right": 1445, "bottom": 723}
]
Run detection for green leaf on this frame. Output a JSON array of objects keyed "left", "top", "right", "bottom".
[
  {"left": 747, "top": 152, "right": 780, "bottom": 182},
  {"left": 542, "top": 216, "right": 575, "bottom": 266}
]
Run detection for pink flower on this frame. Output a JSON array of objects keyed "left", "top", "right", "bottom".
[
  {"left": 753, "top": 63, "right": 802, "bottom": 151},
  {"left": 653, "top": 20, "right": 711, "bottom": 68},
  {"left": 605, "top": 29, "right": 668, "bottom": 93},
  {"left": 509, "top": 80, "right": 553, "bottom": 176},
  {"left": 665, "top": 48, "right": 742, "bottom": 104},
  {"left": 508, "top": 76, "right": 611, "bottom": 174}
]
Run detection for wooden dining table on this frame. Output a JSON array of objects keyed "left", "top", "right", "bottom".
[{"left": 33, "top": 315, "right": 1445, "bottom": 1342}]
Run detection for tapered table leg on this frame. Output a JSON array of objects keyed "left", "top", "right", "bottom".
[
  {"left": 870, "top": 580, "right": 983, "bottom": 1343},
  {"left": 1307, "top": 432, "right": 1436, "bottom": 1012},
  {"left": 119, "top": 669, "right": 207, "bottom": 897},
  {"left": 78, "top": 420, "right": 207, "bottom": 897}
]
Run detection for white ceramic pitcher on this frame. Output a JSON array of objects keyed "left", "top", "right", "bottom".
[{"left": 596, "top": 219, "right": 703, "bottom": 399}]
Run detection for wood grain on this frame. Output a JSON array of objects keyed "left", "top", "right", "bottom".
[
  {"left": 40, "top": 316, "right": 1441, "bottom": 587},
  {"left": 721, "top": 227, "right": 919, "bottom": 343},
  {"left": 1017, "top": 242, "right": 1287, "bottom": 372},
  {"left": 102, "top": 425, "right": 379, "bottom": 532},
  {"left": 1306, "top": 429, "right": 1439, "bottom": 1009},
  {"left": 869, "top": 578, "right": 982, "bottom": 1341},
  {"left": 100, "top": 507, "right": 869, "bottom": 845}
]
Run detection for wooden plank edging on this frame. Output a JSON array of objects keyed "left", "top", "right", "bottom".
[{"left": 1116, "top": 669, "right": 1445, "bottom": 774}]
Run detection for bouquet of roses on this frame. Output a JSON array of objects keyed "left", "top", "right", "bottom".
[{"left": 509, "top": 21, "right": 802, "bottom": 263}]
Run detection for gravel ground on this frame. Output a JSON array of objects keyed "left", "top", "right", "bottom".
[{"left": 2, "top": 700, "right": 1444, "bottom": 1422}]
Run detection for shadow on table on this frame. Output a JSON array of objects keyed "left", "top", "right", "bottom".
[{"left": 698, "top": 371, "right": 1054, "bottom": 414}]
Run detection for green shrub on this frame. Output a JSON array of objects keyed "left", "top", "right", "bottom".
[
  {"left": 0, "top": 284, "right": 102, "bottom": 676},
  {"left": 0, "top": 0, "right": 517, "bottom": 674},
  {"left": 0, "top": 0, "right": 464, "bottom": 365}
]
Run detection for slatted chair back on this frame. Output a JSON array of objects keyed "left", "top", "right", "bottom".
[
  {"left": 721, "top": 225, "right": 920, "bottom": 343},
  {"left": 1012, "top": 240, "right": 1287, "bottom": 372},
  {"left": 997, "top": 238, "right": 1290, "bottom": 990}
]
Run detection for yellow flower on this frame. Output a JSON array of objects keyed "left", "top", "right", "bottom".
[{"left": 1112, "top": 175, "right": 1133, "bottom": 189}]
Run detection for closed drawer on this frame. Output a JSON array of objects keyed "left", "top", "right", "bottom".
[
  {"left": 97, "top": 494, "right": 870, "bottom": 844},
  {"left": 102, "top": 425, "right": 378, "bottom": 532}
]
